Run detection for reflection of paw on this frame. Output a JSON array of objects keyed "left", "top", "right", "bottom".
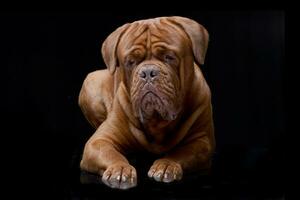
[
  {"left": 101, "top": 163, "right": 137, "bottom": 189},
  {"left": 148, "top": 159, "right": 183, "bottom": 183}
]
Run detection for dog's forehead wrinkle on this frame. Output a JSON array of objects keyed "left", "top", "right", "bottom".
[
  {"left": 129, "top": 20, "right": 181, "bottom": 47},
  {"left": 120, "top": 23, "right": 146, "bottom": 50},
  {"left": 146, "top": 26, "right": 152, "bottom": 58},
  {"left": 124, "top": 45, "right": 146, "bottom": 58},
  {"left": 133, "top": 24, "right": 148, "bottom": 39}
]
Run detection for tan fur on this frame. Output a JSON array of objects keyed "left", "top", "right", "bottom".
[{"left": 79, "top": 16, "right": 215, "bottom": 189}]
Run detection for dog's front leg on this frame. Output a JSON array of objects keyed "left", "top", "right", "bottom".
[{"left": 80, "top": 126, "right": 137, "bottom": 189}]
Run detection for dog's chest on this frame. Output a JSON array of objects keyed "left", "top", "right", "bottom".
[{"left": 140, "top": 117, "right": 178, "bottom": 145}]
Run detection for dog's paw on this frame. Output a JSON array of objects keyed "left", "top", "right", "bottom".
[
  {"left": 148, "top": 159, "right": 183, "bottom": 183},
  {"left": 101, "top": 162, "right": 137, "bottom": 189}
]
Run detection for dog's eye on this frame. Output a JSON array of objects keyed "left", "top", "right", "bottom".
[
  {"left": 164, "top": 54, "right": 176, "bottom": 63},
  {"left": 126, "top": 58, "right": 136, "bottom": 67},
  {"left": 128, "top": 59, "right": 136, "bottom": 66}
]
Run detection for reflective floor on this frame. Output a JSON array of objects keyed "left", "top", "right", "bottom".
[{"left": 61, "top": 152, "right": 284, "bottom": 200}]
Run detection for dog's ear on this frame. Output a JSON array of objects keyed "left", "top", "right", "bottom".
[
  {"left": 101, "top": 23, "right": 130, "bottom": 74},
  {"left": 168, "top": 16, "right": 209, "bottom": 65}
]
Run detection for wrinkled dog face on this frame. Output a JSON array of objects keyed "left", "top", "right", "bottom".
[
  {"left": 101, "top": 17, "right": 209, "bottom": 124},
  {"left": 116, "top": 19, "right": 192, "bottom": 123}
]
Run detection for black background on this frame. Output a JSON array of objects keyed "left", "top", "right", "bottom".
[{"left": 2, "top": 11, "right": 285, "bottom": 199}]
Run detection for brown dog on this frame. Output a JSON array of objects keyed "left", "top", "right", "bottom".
[{"left": 79, "top": 16, "right": 215, "bottom": 189}]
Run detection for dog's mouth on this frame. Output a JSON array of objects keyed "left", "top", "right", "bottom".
[
  {"left": 141, "top": 91, "right": 163, "bottom": 117},
  {"left": 139, "top": 91, "right": 178, "bottom": 123}
]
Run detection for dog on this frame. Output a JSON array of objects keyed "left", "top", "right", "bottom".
[{"left": 79, "top": 16, "right": 215, "bottom": 189}]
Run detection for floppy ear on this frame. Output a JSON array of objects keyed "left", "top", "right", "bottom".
[
  {"left": 168, "top": 16, "right": 209, "bottom": 65},
  {"left": 101, "top": 23, "right": 130, "bottom": 74}
]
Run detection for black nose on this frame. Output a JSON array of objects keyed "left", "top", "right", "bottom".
[{"left": 140, "top": 67, "right": 159, "bottom": 80}]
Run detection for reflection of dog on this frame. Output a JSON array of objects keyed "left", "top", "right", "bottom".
[{"left": 79, "top": 16, "right": 215, "bottom": 189}]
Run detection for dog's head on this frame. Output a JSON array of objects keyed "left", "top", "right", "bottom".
[{"left": 101, "top": 16, "right": 209, "bottom": 124}]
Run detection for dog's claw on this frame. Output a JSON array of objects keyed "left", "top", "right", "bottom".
[
  {"left": 102, "top": 163, "right": 137, "bottom": 189},
  {"left": 148, "top": 159, "right": 183, "bottom": 183}
]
